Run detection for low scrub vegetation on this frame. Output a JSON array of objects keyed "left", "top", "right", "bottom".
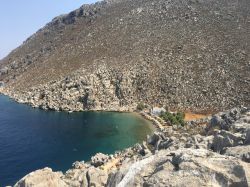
[
  {"left": 160, "top": 111, "right": 185, "bottom": 126},
  {"left": 136, "top": 102, "right": 147, "bottom": 111}
]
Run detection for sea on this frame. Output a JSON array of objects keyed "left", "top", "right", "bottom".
[{"left": 0, "top": 95, "right": 153, "bottom": 186}]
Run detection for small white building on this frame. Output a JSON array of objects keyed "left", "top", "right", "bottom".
[{"left": 151, "top": 107, "right": 166, "bottom": 116}]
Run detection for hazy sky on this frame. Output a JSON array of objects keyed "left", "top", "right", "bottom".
[{"left": 0, "top": 0, "right": 98, "bottom": 59}]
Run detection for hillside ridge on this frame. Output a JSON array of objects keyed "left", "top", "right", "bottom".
[{"left": 0, "top": 0, "right": 249, "bottom": 112}]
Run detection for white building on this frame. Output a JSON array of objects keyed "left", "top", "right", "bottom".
[{"left": 151, "top": 107, "right": 166, "bottom": 116}]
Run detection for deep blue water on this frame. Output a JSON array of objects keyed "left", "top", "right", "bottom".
[{"left": 0, "top": 95, "right": 153, "bottom": 186}]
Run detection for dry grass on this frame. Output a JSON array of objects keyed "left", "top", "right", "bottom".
[{"left": 184, "top": 112, "right": 210, "bottom": 122}]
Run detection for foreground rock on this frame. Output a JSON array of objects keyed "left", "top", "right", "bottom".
[
  {"left": 14, "top": 107, "right": 250, "bottom": 187},
  {"left": 108, "top": 148, "right": 250, "bottom": 187},
  {"left": 14, "top": 168, "right": 67, "bottom": 187},
  {"left": 91, "top": 153, "right": 109, "bottom": 167},
  {"left": 14, "top": 148, "right": 250, "bottom": 187},
  {"left": 224, "top": 145, "right": 250, "bottom": 163}
]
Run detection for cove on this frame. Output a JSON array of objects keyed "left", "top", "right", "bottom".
[{"left": 0, "top": 95, "right": 153, "bottom": 186}]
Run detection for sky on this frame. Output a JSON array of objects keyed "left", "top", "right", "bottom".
[{"left": 0, "top": 0, "right": 98, "bottom": 59}]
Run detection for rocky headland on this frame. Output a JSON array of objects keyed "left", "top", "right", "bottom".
[{"left": 13, "top": 107, "right": 250, "bottom": 187}]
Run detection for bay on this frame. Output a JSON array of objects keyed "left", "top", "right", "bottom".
[{"left": 0, "top": 95, "right": 153, "bottom": 186}]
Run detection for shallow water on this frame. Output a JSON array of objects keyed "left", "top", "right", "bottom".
[{"left": 0, "top": 95, "right": 153, "bottom": 186}]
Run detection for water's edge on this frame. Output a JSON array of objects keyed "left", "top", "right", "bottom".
[{"left": 0, "top": 93, "right": 155, "bottom": 186}]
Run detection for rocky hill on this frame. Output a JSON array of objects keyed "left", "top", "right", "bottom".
[{"left": 0, "top": 0, "right": 249, "bottom": 112}]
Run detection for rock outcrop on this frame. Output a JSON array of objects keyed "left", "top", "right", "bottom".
[
  {"left": 13, "top": 168, "right": 67, "bottom": 187},
  {"left": 224, "top": 145, "right": 250, "bottom": 163},
  {"left": 110, "top": 148, "right": 250, "bottom": 187},
  {"left": 13, "top": 107, "right": 250, "bottom": 187},
  {"left": 91, "top": 153, "right": 109, "bottom": 167}
]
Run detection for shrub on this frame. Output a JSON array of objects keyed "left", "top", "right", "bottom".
[
  {"left": 160, "top": 111, "right": 185, "bottom": 126},
  {"left": 176, "top": 112, "right": 185, "bottom": 119},
  {"left": 136, "top": 102, "right": 146, "bottom": 111}
]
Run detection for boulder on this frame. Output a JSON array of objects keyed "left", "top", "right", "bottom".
[
  {"left": 106, "top": 171, "right": 125, "bottom": 187},
  {"left": 63, "top": 165, "right": 89, "bottom": 187},
  {"left": 91, "top": 153, "right": 109, "bottom": 167},
  {"left": 72, "top": 161, "right": 85, "bottom": 169},
  {"left": 208, "top": 108, "right": 242, "bottom": 131},
  {"left": 245, "top": 128, "right": 250, "bottom": 144},
  {"left": 14, "top": 167, "right": 67, "bottom": 187},
  {"left": 133, "top": 143, "right": 150, "bottom": 156},
  {"left": 111, "top": 148, "right": 250, "bottom": 187},
  {"left": 233, "top": 122, "right": 250, "bottom": 133},
  {"left": 147, "top": 131, "right": 174, "bottom": 151},
  {"left": 185, "top": 134, "right": 214, "bottom": 150},
  {"left": 87, "top": 167, "right": 108, "bottom": 187},
  {"left": 147, "top": 132, "right": 161, "bottom": 145},
  {"left": 224, "top": 145, "right": 250, "bottom": 163},
  {"left": 211, "top": 130, "right": 244, "bottom": 153}
]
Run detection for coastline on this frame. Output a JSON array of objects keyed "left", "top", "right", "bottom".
[
  {"left": 13, "top": 106, "right": 250, "bottom": 187},
  {"left": 0, "top": 89, "right": 211, "bottom": 135},
  {"left": 0, "top": 89, "right": 160, "bottom": 130},
  {"left": 0, "top": 89, "right": 207, "bottom": 132},
  {"left": 0, "top": 93, "right": 156, "bottom": 187},
  {"left": 2, "top": 89, "right": 250, "bottom": 187}
]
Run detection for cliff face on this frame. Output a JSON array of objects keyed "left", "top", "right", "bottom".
[{"left": 0, "top": 0, "right": 249, "bottom": 112}]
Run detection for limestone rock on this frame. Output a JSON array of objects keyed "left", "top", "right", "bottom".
[
  {"left": 147, "top": 131, "right": 174, "bottom": 151},
  {"left": 14, "top": 167, "right": 67, "bottom": 187},
  {"left": 91, "top": 153, "right": 109, "bottom": 167},
  {"left": 208, "top": 108, "right": 243, "bottom": 131},
  {"left": 211, "top": 130, "right": 244, "bottom": 153},
  {"left": 112, "top": 148, "right": 250, "bottom": 187},
  {"left": 87, "top": 167, "right": 109, "bottom": 187},
  {"left": 224, "top": 145, "right": 250, "bottom": 163},
  {"left": 72, "top": 161, "right": 85, "bottom": 169}
]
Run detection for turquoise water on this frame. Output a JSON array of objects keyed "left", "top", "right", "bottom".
[{"left": 0, "top": 95, "right": 153, "bottom": 186}]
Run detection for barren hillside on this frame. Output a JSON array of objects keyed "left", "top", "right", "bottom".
[{"left": 0, "top": 0, "right": 249, "bottom": 112}]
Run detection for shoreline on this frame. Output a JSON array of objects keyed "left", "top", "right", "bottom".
[
  {"left": 0, "top": 90, "right": 214, "bottom": 143},
  {"left": 13, "top": 106, "right": 250, "bottom": 187},
  {"left": 3, "top": 91, "right": 250, "bottom": 187},
  {"left": 0, "top": 91, "right": 162, "bottom": 131},
  {"left": 0, "top": 93, "right": 156, "bottom": 187},
  {"left": 2, "top": 91, "right": 250, "bottom": 186},
  {"left": 0, "top": 90, "right": 213, "bottom": 135}
]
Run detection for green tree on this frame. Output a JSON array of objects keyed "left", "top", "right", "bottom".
[{"left": 136, "top": 102, "right": 146, "bottom": 111}]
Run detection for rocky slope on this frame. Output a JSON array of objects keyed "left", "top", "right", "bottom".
[
  {"left": 13, "top": 107, "right": 250, "bottom": 187},
  {"left": 0, "top": 0, "right": 249, "bottom": 112}
]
